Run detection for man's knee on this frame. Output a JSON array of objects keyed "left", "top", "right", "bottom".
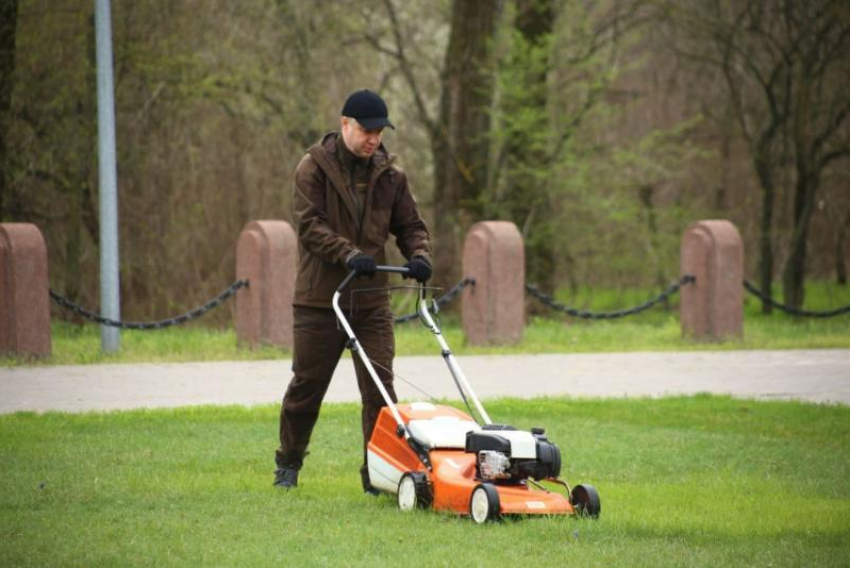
[
  {"left": 283, "top": 372, "right": 334, "bottom": 411},
  {"left": 360, "top": 378, "right": 397, "bottom": 405}
]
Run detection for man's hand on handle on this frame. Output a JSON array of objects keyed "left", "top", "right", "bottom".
[
  {"left": 403, "top": 256, "right": 431, "bottom": 283},
  {"left": 347, "top": 254, "right": 377, "bottom": 277}
]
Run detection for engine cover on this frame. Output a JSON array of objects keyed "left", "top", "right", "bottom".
[{"left": 466, "top": 427, "right": 562, "bottom": 481}]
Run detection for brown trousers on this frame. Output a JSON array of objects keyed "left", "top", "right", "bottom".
[{"left": 276, "top": 304, "right": 396, "bottom": 489}]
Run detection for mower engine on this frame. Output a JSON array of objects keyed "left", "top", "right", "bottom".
[{"left": 466, "top": 426, "right": 562, "bottom": 482}]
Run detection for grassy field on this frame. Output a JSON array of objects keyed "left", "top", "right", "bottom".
[
  {"left": 1, "top": 396, "right": 848, "bottom": 567},
  {"left": 2, "top": 281, "right": 848, "bottom": 366}
]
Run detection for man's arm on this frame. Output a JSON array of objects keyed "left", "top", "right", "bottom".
[
  {"left": 292, "top": 154, "right": 359, "bottom": 266},
  {"left": 389, "top": 169, "right": 432, "bottom": 264}
]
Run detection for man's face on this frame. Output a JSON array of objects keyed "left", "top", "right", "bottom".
[{"left": 341, "top": 117, "right": 384, "bottom": 159}]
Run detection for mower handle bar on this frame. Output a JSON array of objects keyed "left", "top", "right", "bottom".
[
  {"left": 337, "top": 265, "right": 411, "bottom": 292},
  {"left": 331, "top": 263, "right": 493, "bottom": 439},
  {"left": 331, "top": 264, "right": 413, "bottom": 440}
]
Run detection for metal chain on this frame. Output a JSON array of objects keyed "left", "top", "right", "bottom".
[
  {"left": 394, "top": 277, "right": 476, "bottom": 324},
  {"left": 525, "top": 275, "right": 696, "bottom": 320},
  {"left": 49, "top": 280, "right": 249, "bottom": 330},
  {"left": 743, "top": 280, "right": 850, "bottom": 318},
  {"left": 50, "top": 273, "right": 847, "bottom": 333}
]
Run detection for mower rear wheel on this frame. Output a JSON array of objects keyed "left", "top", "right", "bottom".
[
  {"left": 570, "top": 484, "right": 601, "bottom": 518},
  {"left": 469, "top": 483, "right": 501, "bottom": 524},
  {"left": 397, "top": 472, "right": 432, "bottom": 511}
]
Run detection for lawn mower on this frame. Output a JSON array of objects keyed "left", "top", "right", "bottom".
[{"left": 333, "top": 266, "right": 601, "bottom": 523}]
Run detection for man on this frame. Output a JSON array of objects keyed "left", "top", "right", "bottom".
[{"left": 274, "top": 89, "right": 432, "bottom": 493}]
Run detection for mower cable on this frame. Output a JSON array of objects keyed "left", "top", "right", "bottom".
[
  {"left": 366, "top": 357, "right": 438, "bottom": 402},
  {"left": 400, "top": 347, "right": 481, "bottom": 426},
  {"left": 448, "top": 366, "right": 481, "bottom": 426}
]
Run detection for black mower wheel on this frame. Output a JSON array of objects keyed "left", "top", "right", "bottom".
[
  {"left": 397, "top": 472, "right": 432, "bottom": 511},
  {"left": 469, "top": 483, "right": 501, "bottom": 524},
  {"left": 570, "top": 484, "right": 601, "bottom": 519}
]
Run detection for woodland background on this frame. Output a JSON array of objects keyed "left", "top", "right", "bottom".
[{"left": 0, "top": 0, "right": 848, "bottom": 324}]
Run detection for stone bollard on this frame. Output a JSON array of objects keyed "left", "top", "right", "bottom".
[
  {"left": 0, "top": 223, "right": 51, "bottom": 358},
  {"left": 680, "top": 220, "right": 744, "bottom": 341},
  {"left": 462, "top": 221, "right": 525, "bottom": 345},
  {"left": 236, "top": 220, "right": 297, "bottom": 349}
]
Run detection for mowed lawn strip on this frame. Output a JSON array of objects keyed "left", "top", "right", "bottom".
[{"left": 1, "top": 395, "right": 848, "bottom": 567}]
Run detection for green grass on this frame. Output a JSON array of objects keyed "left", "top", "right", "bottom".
[
  {"left": 3, "top": 281, "right": 847, "bottom": 366},
  {"left": 1, "top": 396, "right": 848, "bottom": 566}
]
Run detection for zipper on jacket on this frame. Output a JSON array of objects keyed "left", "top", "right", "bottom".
[{"left": 356, "top": 163, "right": 391, "bottom": 244}]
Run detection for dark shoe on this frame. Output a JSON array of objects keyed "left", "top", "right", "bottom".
[
  {"left": 364, "top": 485, "right": 381, "bottom": 497},
  {"left": 273, "top": 467, "right": 299, "bottom": 489}
]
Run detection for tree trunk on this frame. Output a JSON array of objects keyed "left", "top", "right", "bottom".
[
  {"left": 836, "top": 209, "right": 849, "bottom": 286},
  {"left": 65, "top": 180, "right": 83, "bottom": 312},
  {"left": 781, "top": 172, "right": 819, "bottom": 310},
  {"left": 0, "top": 0, "right": 18, "bottom": 221},
  {"left": 714, "top": 108, "right": 733, "bottom": 211},
  {"left": 432, "top": 0, "right": 500, "bottom": 288},
  {"left": 755, "top": 157, "right": 775, "bottom": 314},
  {"left": 639, "top": 184, "right": 670, "bottom": 309}
]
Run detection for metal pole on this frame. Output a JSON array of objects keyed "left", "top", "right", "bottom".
[{"left": 95, "top": 0, "right": 120, "bottom": 352}]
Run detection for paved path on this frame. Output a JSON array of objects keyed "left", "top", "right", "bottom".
[{"left": 1, "top": 350, "right": 848, "bottom": 414}]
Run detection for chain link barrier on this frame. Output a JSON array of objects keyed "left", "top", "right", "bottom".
[
  {"left": 394, "top": 277, "right": 476, "bottom": 324},
  {"left": 743, "top": 280, "right": 850, "bottom": 318},
  {"left": 49, "top": 272, "right": 849, "bottom": 330},
  {"left": 49, "top": 280, "right": 249, "bottom": 330},
  {"left": 525, "top": 274, "right": 696, "bottom": 320}
]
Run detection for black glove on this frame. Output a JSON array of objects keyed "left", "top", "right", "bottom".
[
  {"left": 403, "top": 256, "right": 432, "bottom": 283},
  {"left": 347, "top": 253, "right": 377, "bottom": 277}
]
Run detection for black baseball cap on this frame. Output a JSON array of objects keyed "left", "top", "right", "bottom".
[{"left": 341, "top": 89, "right": 395, "bottom": 130}]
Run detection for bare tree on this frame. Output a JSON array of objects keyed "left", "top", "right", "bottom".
[
  {"left": 780, "top": 2, "right": 850, "bottom": 307},
  {"left": 364, "top": 0, "right": 501, "bottom": 286},
  {"left": 666, "top": 0, "right": 850, "bottom": 309},
  {"left": 824, "top": 190, "right": 850, "bottom": 285},
  {"left": 8, "top": 0, "right": 331, "bottom": 322},
  {"left": 433, "top": 0, "right": 501, "bottom": 284}
]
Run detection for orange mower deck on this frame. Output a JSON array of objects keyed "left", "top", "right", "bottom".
[
  {"left": 367, "top": 403, "right": 577, "bottom": 520},
  {"left": 332, "top": 267, "right": 600, "bottom": 523}
]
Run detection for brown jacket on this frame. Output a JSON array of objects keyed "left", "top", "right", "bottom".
[{"left": 292, "top": 132, "right": 432, "bottom": 308}]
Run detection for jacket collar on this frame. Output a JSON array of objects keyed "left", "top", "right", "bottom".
[{"left": 308, "top": 132, "right": 395, "bottom": 224}]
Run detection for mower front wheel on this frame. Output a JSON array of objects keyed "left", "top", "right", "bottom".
[
  {"left": 397, "top": 472, "right": 432, "bottom": 511},
  {"left": 570, "top": 484, "right": 601, "bottom": 519},
  {"left": 469, "top": 483, "right": 501, "bottom": 524}
]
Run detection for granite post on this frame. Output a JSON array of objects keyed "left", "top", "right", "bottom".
[
  {"left": 680, "top": 220, "right": 744, "bottom": 341},
  {"left": 0, "top": 223, "right": 51, "bottom": 357},
  {"left": 236, "top": 220, "right": 296, "bottom": 349},
  {"left": 462, "top": 221, "right": 525, "bottom": 345}
]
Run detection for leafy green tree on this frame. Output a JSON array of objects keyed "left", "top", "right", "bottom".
[
  {"left": 491, "top": 0, "right": 557, "bottom": 292},
  {"left": 488, "top": 0, "right": 702, "bottom": 297}
]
